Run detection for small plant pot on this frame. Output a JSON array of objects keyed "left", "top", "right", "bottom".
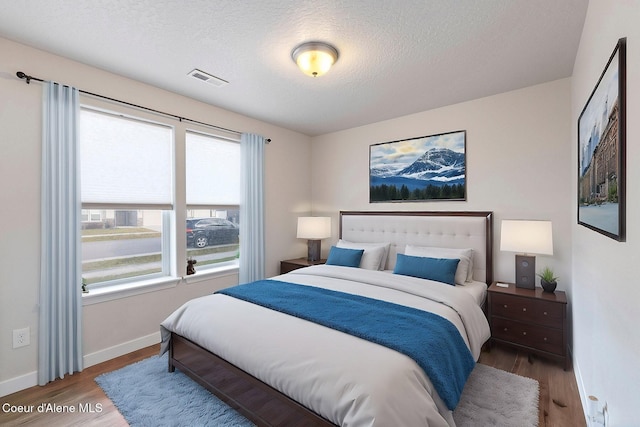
[{"left": 541, "top": 279, "right": 557, "bottom": 293}]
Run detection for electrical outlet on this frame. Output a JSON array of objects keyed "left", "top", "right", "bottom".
[{"left": 13, "top": 327, "right": 30, "bottom": 348}]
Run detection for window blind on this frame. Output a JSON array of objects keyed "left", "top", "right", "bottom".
[
  {"left": 79, "top": 108, "right": 173, "bottom": 207},
  {"left": 186, "top": 131, "right": 240, "bottom": 206}
]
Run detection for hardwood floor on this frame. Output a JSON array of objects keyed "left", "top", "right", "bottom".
[
  {"left": 2, "top": 344, "right": 585, "bottom": 426},
  {"left": 479, "top": 345, "right": 586, "bottom": 427},
  {"left": 0, "top": 346, "right": 158, "bottom": 427}
]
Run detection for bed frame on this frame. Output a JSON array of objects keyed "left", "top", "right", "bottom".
[{"left": 168, "top": 211, "right": 493, "bottom": 426}]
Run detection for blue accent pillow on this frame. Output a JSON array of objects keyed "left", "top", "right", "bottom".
[
  {"left": 326, "top": 246, "right": 364, "bottom": 268},
  {"left": 393, "top": 254, "right": 460, "bottom": 285}
]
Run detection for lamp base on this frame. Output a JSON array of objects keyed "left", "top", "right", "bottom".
[
  {"left": 307, "top": 240, "right": 321, "bottom": 262},
  {"left": 515, "top": 254, "right": 536, "bottom": 289}
]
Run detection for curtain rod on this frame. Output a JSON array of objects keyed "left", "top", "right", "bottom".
[{"left": 16, "top": 71, "right": 271, "bottom": 143}]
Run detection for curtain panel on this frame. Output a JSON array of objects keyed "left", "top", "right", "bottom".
[
  {"left": 239, "top": 133, "right": 266, "bottom": 283},
  {"left": 39, "top": 82, "right": 83, "bottom": 385}
]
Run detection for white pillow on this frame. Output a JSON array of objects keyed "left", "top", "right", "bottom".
[
  {"left": 336, "top": 240, "right": 390, "bottom": 270},
  {"left": 404, "top": 245, "right": 474, "bottom": 285}
]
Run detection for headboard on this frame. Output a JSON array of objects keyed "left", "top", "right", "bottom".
[{"left": 340, "top": 211, "right": 493, "bottom": 284}]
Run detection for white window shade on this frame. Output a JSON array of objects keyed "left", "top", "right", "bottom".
[
  {"left": 186, "top": 132, "right": 240, "bottom": 206},
  {"left": 80, "top": 109, "right": 173, "bottom": 207}
]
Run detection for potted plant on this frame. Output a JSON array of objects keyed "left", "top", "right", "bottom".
[{"left": 537, "top": 266, "right": 558, "bottom": 293}]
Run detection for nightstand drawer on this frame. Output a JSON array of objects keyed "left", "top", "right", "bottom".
[
  {"left": 491, "top": 317, "right": 564, "bottom": 355},
  {"left": 490, "top": 293, "right": 563, "bottom": 327}
]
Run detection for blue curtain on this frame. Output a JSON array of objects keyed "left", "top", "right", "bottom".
[
  {"left": 239, "top": 133, "right": 266, "bottom": 283},
  {"left": 39, "top": 82, "right": 82, "bottom": 385}
]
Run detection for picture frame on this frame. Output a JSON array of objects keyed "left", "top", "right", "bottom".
[
  {"left": 369, "top": 130, "right": 466, "bottom": 202},
  {"left": 577, "top": 37, "right": 626, "bottom": 241}
]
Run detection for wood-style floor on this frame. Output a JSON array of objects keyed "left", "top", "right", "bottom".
[
  {"left": 2, "top": 344, "right": 585, "bottom": 426},
  {"left": 478, "top": 346, "right": 586, "bottom": 427}
]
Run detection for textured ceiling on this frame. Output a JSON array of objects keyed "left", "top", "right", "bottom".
[{"left": 0, "top": 1, "right": 588, "bottom": 136}]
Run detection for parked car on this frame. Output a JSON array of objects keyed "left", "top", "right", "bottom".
[{"left": 186, "top": 218, "right": 239, "bottom": 248}]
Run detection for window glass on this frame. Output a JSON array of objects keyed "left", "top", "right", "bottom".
[
  {"left": 185, "top": 131, "right": 240, "bottom": 269},
  {"left": 79, "top": 108, "right": 173, "bottom": 288},
  {"left": 81, "top": 209, "right": 166, "bottom": 286}
]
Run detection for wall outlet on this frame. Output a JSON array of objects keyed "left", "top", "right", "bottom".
[{"left": 13, "top": 327, "right": 30, "bottom": 348}]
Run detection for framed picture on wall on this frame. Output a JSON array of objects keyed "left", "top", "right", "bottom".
[
  {"left": 369, "top": 130, "right": 466, "bottom": 202},
  {"left": 577, "top": 37, "right": 626, "bottom": 241}
]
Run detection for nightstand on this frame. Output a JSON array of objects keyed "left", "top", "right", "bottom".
[
  {"left": 488, "top": 282, "right": 570, "bottom": 370},
  {"left": 280, "top": 257, "right": 326, "bottom": 274}
]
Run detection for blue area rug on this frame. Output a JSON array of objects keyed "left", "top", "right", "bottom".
[
  {"left": 95, "top": 354, "right": 254, "bottom": 427},
  {"left": 96, "top": 354, "right": 539, "bottom": 426}
]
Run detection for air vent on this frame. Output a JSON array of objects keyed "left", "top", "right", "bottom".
[{"left": 187, "top": 69, "right": 229, "bottom": 87}]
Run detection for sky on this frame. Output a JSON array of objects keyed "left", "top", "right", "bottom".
[{"left": 370, "top": 130, "right": 465, "bottom": 170}]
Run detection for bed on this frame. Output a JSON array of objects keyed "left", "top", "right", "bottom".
[{"left": 160, "top": 211, "right": 493, "bottom": 426}]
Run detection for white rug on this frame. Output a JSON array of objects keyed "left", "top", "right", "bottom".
[{"left": 454, "top": 363, "right": 539, "bottom": 426}]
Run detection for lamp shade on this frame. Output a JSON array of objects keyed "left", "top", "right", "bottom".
[
  {"left": 291, "top": 42, "right": 339, "bottom": 77},
  {"left": 297, "top": 217, "right": 331, "bottom": 239},
  {"left": 500, "top": 220, "right": 553, "bottom": 255}
]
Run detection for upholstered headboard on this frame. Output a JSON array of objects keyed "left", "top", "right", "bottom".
[{"left": 340, "top": 211, "right": 493, "bottom": 284}]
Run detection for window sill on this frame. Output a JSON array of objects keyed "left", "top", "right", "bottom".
[
  {"left": 183, "top": 261, "right": 239, "bottom": 284},
  {"left": 81, "top": 262, "right": 239, "bottom": 305},
  {"left": 82, "top": 276, "right": 181, "bottom": 306}
]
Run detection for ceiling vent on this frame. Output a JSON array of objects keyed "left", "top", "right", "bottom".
[{"left": 187, "top": 69, "right": 228, "bottom": 87}]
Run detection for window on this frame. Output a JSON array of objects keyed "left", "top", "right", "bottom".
[
  {"left": 81, "top": 209, "right": 103, "bottom": 222},
  {"left": 79, "top": 108, "right": 174, "bottom": 288},
  {"left": 185, "top": 131, "right": 240, "bottom": 269}
]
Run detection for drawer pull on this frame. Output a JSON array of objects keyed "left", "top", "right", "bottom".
[
  {"left": 522, "top": 332, "right": 527, "bottom": 336},
  {"left": 503, "top": 328, "right": 508, "bottom": 332},
  {"left": 543, "top": 337, "right": 548, "bottom": 341},
  {"left": 522, "top": 308, "right": 527, "bottom": 312},
  {"left": 544, "top": 311, "right": 548, "bottom": 315},
  {"left": 503, "top": 304, "right": 508, "bottom": 308}
]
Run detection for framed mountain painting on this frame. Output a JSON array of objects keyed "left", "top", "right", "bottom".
[{"left": 369, "top": 130, "right": 466, "bottom": 202}]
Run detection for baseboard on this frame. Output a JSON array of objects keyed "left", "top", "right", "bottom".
[
  {"left": 0, "top": 332, "right": 161, "bottom": 397},
  {"left": 0, "top": 370, "right": 38, "bottom": 398},
  {"left": 573, "top": 356, "right": 591, "bottom": 426},
  {"left": 83, "top": 331, "right": 161, "bottom": 368}
]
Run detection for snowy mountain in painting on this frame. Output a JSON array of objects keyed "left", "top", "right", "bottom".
[
  {"left": 369, "top": 163, "right": 404, "bottom": 177},
  {"left": 370, "top": 148, "right": 465, "bottom": 183},
  {"left": 397, "top": 148, "right": 465, "bottom": 181}
]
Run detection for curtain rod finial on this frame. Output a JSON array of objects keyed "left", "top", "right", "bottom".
[{"left": 16, "top": 71, "right": 31, "bottom": 84}]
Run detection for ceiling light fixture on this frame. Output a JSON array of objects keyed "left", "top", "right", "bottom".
[{"left": 291, "top": 41, "right": 339, "bottom": 77}]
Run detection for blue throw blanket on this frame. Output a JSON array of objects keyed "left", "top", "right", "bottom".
[{"left": 218, "top": 280, "right": 475, "bottom": 410}]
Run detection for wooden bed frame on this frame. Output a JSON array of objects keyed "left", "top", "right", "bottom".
[{"left": 168, "top": 211, "right": 493, "bottom": 426}]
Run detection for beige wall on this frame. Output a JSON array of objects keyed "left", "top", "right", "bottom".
[
  {"left": 0, "top": 37, "right": 312, "bottom": 394},
  {"left": 310, "top": 78, "right": 573, "bottom": 288},
  {"left": 5, "top": 4, "right": 638, "bottom": 420},
  {"left": 571, "top": 1, "right": 640, "bottom": 424}
]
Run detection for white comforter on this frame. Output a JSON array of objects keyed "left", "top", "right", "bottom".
[{"left": 160, "top": 265, "right": 490, "bottom": 427}]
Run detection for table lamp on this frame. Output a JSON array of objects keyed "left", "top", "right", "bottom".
[
  {"left": 500, "top": 220, "right": 553, "bottom": 289},
  {"left": 297, "top": 217, "right": 331, "bottom": 262}
]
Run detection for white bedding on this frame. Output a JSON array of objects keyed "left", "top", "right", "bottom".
[
  {"left": 160, "top": 265, "right": 490, "bottom": 427},
  {"left": 456, "top": 280, "right": 487, "bottom": 307},
  {"left": 381, "top": 270, "right": 487, "bottom": 307}
]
